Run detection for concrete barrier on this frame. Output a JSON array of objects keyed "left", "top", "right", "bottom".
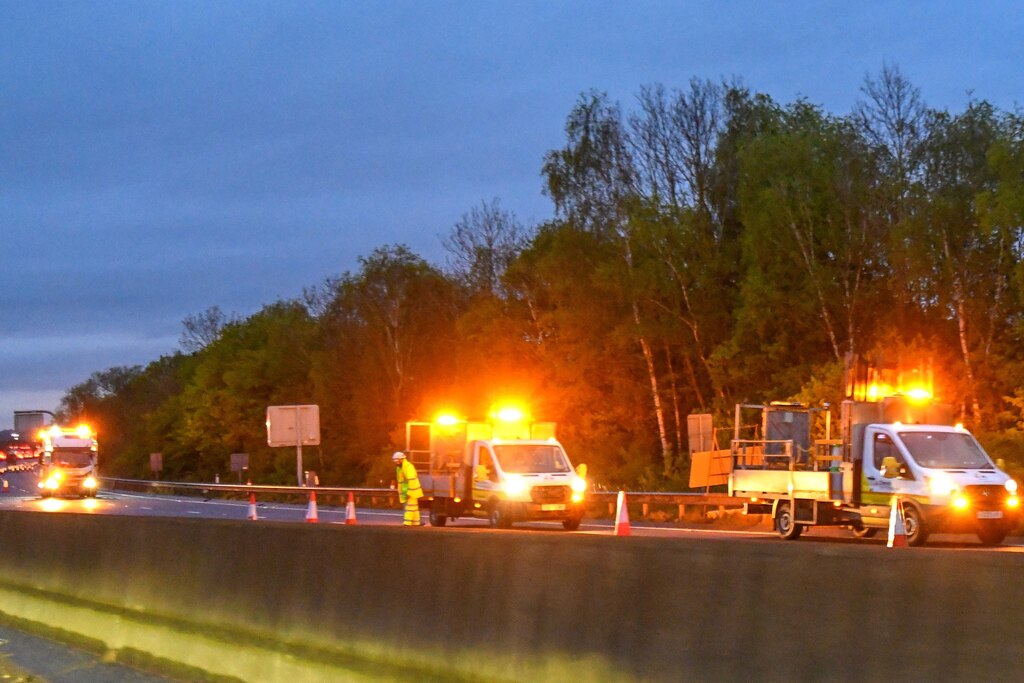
[{"left": 0, "top": 510, "right": 1021, "bottom": 681}]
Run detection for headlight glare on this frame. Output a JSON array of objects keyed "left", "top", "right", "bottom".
[
  {"left": 1005, "top": 479, "right": 1018, "bottom": 494},
  {"left": 503, "top": 475, "right": 527, "bottom": 497},
  {"left": 928, "top": 475, "right": 959, "bottom": 496}
]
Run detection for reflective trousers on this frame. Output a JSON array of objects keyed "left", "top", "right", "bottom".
[{"left": 404, "top": 498, "right": 421, "bottom": 526}]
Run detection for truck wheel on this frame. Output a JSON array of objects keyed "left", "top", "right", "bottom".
[
  {"left": 562, "top": 515, "right": 582, "bottom": 531},
  {"left": 977, "top": 521, "right": 1008, "bottom": 546},
  {"left": 774, "top": 502, "right": 803, "bottom": 540},
  {"left": 902, "top": 502, "right": 929, "bottom": 547},
  {"left": 429, "top": 501, "right": 447, "bottom": 527},
  {"left": 489, "top": 502, "right": 512, "bottom": 529}
]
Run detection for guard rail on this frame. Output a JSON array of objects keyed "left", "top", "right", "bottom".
[{"left": 99, "top": 477, "right": 744, "bottom": 517}]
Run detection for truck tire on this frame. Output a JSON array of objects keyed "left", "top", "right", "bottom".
[
  {"left": 774, "top": 501, "right": 803, "bottom": 540},
  {"left": 902, "top": 502, "right": 929, "bottom": 547},
  {"left": 852, "top": 526, "right": 878, "bottom": 539},
  {"left": 977, "top": 521, "right": 1008, "bottom": 546},
  {"left": 489, "top": 502, "right": 512, "bottom": 529},
  {"left": 429, "top": 501, "right": 447, "bottom": 527},
  {"left": 562, "top": 515, "right": 582, "bottom": 531}
]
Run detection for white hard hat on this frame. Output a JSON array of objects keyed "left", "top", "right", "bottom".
[{"left": 391, "top": 451, "right": 405, "bottom": 462}]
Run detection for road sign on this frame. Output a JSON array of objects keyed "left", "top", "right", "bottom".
[
  {"left": 230, "top": 453, "right": 249, "bottom": 472},
  {"left": 267, "top": 405, "right": 320, "bottom": 486},
  {"left": 266, "top": 405, "right": 320, "bottom": 446}
]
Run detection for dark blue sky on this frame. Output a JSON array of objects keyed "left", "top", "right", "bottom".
[{"left": 2, "top": 1, "right": 1022, "bottom": 428}]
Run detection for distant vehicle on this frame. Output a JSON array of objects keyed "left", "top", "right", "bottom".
[
  {"left": 38, "top": 425, "right": 98, "bottom": 498},
  {"left": 5, "top": 443, "right": 36, "bottom": 461}
]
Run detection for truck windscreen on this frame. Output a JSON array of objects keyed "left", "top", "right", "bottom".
[
  {"left": 53, "top": 451, "right": 93, "bottom": 467},
  {"left": 494, "top": 445, "right": 571, "bottom": 474},
  {"left": 899, "top": 431, "right": 991, "bottom": 469}
]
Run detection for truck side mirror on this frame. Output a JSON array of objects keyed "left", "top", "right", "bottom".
[
  {"left": 575, "top": 463, "right": 587, "bottom": 478},
  {"left": 881, "top": 456, "right": 900, "bottom": 479},
  {"left": 474, "top": 464, "right": 488, "bottom": 482}
]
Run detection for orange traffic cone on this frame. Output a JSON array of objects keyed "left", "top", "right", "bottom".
[
  {"left": 305, "top": 490, "right": 319, "bottom": 523},
  {"left": 887, "top": 496, "right": 907, "bottom": 547},
  {"left": 614, "top": 490, "right": 631, "bottom": 536},
  {"left": 345, "top": 491, "right": 358, "bottom": 525},
  {"left": 247, "top": 482, "right": 258, "bottom": 521}
]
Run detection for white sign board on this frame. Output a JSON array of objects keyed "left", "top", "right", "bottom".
[{"left": 266, "top": 405, "right": 320, "bottom": 447}]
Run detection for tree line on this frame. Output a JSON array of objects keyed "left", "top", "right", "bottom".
[{"left": 59, "top": 66, "right": 1024, "bottom": 488}]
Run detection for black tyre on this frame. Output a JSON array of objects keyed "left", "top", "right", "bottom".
[
  {"left": 489, "top": 502, "right": 513, "bottom": 529},
  {"left": 902, "top": 502, "right": 929, "bottom": 547},
  {"left": 562, "top": 515, "right": 582, "bottom": 531},
  {"left": 852, "top": 526, "right": 878, "bottom": 539},
  {"left": 429, "top": 500, "right": 448, "bottom": 527},
  {"left": 977, "top": 521, "right": 1008, "bottom": 546},
  {"left": 774, "top": 501, "right": 803, "bottom": 540}
]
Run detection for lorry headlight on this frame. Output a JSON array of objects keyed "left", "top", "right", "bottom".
[
  {"left": 570, "top": 476, "right": 587, "bottom": 493},
  {"left": 928, "top": 475, "right": 959, "bottom": 496},
  {"left": 1005, "top": 479, "right": 1018, "bottom": 494},
  {"left": 45, "top": 478, "right": 60, "bottom": 490},
  {"left": 503, "top": 475, "right": 527, "bottom": 497},
  {"left": 84, "top": 477, "right": 97, "bottom": 489}
]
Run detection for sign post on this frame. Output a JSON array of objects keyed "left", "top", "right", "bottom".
[{"left": 266, "top": 405, "right": 320, "bottom": 486}]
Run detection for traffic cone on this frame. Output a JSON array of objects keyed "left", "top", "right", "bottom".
[
  {"left": 614, "top": 490, "right": 631, "bottom": 536},
  {"left": 345, "top": 491, "right": 358, "bottom": 525},
  {"left": 887, "top": 496, "right": 907, "bottom": 547},
  {"left": 247, "top": 481, "right": 257, "bottom": 521},
  {"left": 305, "top": 490, "right": 319, "bottom": 523}
]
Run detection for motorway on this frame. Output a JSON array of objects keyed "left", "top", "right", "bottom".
[{"left": 0, "top": 466, "right": 1022, "bottom": 552}]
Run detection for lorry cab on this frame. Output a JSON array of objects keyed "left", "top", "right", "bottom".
[
  {"left": 858, "top": 423, "right": 1019, "bottom": 545},
  {"left": 38, "top": 425, "right": 99, "bottom": 499}
]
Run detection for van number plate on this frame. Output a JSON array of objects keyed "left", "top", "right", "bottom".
[
  {"left": 977, "top": 510, "right": 1003, "bottom": 519},
  {"left": 542, "top": 504, "right": 566, "bottom": 511}
]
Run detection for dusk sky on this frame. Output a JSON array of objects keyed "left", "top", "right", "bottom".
[{"left": 2, "top": 1, "right": 1023, "bottom": 429}]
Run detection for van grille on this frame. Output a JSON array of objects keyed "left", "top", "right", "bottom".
[
  {"left": 963, "top": 485, "right": 1007, "bottom": 509},
  {"left": 530, "top": 486, "right": 569, "bottom": 504}
]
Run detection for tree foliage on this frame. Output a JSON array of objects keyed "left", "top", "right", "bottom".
[{"left": 57, "top": 68, "right": 1024, "bottom": 487}]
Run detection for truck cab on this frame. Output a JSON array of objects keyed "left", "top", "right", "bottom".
[
  {"left": 856, "top": 423, "right": 1018, "bottom": 545},
  {"left": 38, "top": 425, "right": 99, "bottom": 498},
  {"left": 408, "top": 408, "right": 588, "bottom": 530}
]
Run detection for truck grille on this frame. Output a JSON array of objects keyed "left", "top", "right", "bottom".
[
  {"left": 963, "top": 485, "right": 1008, "bottom": 509},
  {"left": 530, "top": 485, "right": 569, "bottom": 504}
]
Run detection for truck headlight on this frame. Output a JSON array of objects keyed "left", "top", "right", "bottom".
[
  {"left": 45, "top": 477, "right": 60, "bottom": 490},
  {"left": 503, "top": 475, "right": 527, "bottom": 497},
  {"left": 1005, "top": 479, "right": 1018, "bottom": 494},
  {"left": 84, "top": 477, "right": 97, "bottom": 489},
  {"left": 570, "top": 476, "right": 587, "bottom": 493},
  {"left": 928, "top": 475, "right": 959, "bottom": 496}
]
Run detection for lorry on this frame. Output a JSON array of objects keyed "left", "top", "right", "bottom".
[
  {"left": 726, "top": 362, "right": 1020, "bottom": 546},
  {"left": 37, "top": 425, "right": 99, "bottom": 498},
  {"left": 406, "top": 406, "right": 588, "bottom": 529}
]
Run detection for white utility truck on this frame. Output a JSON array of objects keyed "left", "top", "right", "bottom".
[
  {"left": 729, "top": 364, "right": 1019, "bottom": 546},
  {"left": 38, "top": 425, "right": 99, "bottom": 498},
  {"left": 407, "top": 407, "right": 588, "bottom": 529}
]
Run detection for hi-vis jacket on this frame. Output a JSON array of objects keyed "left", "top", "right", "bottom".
[{"left": 397, "top": 459, "right": 423, "bottom": 503}]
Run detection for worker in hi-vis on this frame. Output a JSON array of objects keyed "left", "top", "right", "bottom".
[{"left": 393, "top": 451, "right": 423, "bottom": 526}]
